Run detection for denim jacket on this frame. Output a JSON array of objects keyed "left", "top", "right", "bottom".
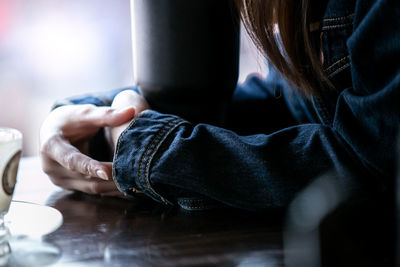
[{"left": 55, "top": 0, "right": 400, "bottom": 211}]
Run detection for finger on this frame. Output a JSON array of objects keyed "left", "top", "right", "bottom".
[
  {"left": 42, "top": 135, "right": 110, "bottom": 180},
  {"left": 40, "top": 105, "right": 135, "bottom": 145},
  {"left": 74, "top": 105, "right": 135, "bottom": 128},
  {"left": 41, "top": 156, "right": 120, "bottom": 195},
  {"left": 41, "top": 158, "right": 104, "bottom": 197},
  {"left": 41, "top": 153, "right": 74, "bottom": 179},
  {"left": 41, "top": 155, "right": 116, "bottom": 194},
  {"left": 112, "top": 90, "right": 150, "bottom": 115},
  {"left": 41, "top": 154, "right": 101, "bottom": 180},
  {"left": 59, "top": 178, "right": 118, "bottom": 195},
  {"left": 112, "top": 90, "right": 140, "bottom": 109}
]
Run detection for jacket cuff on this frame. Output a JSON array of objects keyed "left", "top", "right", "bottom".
[{"left": 112, "top": 110, "right": 188, "bottom": 205}]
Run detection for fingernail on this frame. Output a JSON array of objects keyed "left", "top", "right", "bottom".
[{"left": 96, "top": 170, "right": 109, "bottom": 180}]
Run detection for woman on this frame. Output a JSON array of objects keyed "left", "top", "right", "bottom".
[{"left": 40, "top": 0, "right": 399, "bottom": 212}]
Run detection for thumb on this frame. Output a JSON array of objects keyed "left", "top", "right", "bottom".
[{"left": 104, "top": 106, "right": 136, "bottom": 127}]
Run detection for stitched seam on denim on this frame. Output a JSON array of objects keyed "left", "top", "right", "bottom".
[
  {"left": 180, "top": 204, "right": 211, "bottom": 210},
  {"left": 324, "top": 55, "right": 350, "bottom": 72},
  {"left": 179, "top": 205, "right": 208, "bottom": 209},
  {"left": 112, "top": 117, "right": 138, "bottom": 193},
  {"left": 138, "top": 118, "right": 179, "bottom": 192},
  {"left": 143, "top": 121, "right": 179, "bottom": 202},
  {"left": 179, "top": 199, "right": 208, "bottom": 202},
  {"left": 328, "top": 62, "right": 351, "bottom": 78},
  {"left": 322, "top": 22, "right": 353, "bottom": 30},
  {"left": 144, "top": 119, "right": 186, "bottom": 204},
  {"left": 184, "top": 206, "right": 211, "bottom": 210},
  {"left": 138, "top": 118, "right": 185, "bottom": 204},
  {"left": 323, "top": 13, "right": 354, "bottom": 22},
  {"left": 179, "top": 199, "right": 207, "bottom": 208},
  {"left": 138, "top": 118, "right": 180, "bottom": 186},
  {"left": 325, "top": 56, "right": 350, "bottom": 76},
  {"left": 129, "top": 187, "right": 142, "bottom": 193}
]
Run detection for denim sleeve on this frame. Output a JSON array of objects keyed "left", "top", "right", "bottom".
[
  {"left": 226, "top": 71, "right": 299, "bottom": 135},
  {"left": 336, "top": 0, "right": 400, "bottom": 179},
  {"left": 113, "top": 110, "right": 368, "bottom": 212},
  {"left": 113, "top": 0, "right": 399, "bottom": 212}
]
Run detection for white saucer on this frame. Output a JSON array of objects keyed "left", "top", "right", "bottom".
[{"left": 5, "top": 201, "right": 63, "bottom": 237}]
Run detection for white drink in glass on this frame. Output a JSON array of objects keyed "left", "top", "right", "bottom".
[{"left": 0, "top": 128, "right": 22, "bottom": 241}]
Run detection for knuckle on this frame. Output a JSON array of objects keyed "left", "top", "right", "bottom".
[
  {"left": 104, "top": 108, "right": 114, "bottom": 116},
  {"left": 87, "top": 160, "right": 98, "bottom": 176},
  {"left": 40, "top": 135, "right": 58, "bottom": 155},
  {"left": 79, "top": 104, "right": 95, "bottom": 116},
  {"left": 63, "top": 152, "right": 98, "bottom": 177},
  {"left": 79, "top": 160, "right": 91, "bottom": 176},
  {"left": 95, "top": 108, "right": 113, "bottom": 126},
  {"left": 63, "top": 152, "right": 77, "bottom": 171}
]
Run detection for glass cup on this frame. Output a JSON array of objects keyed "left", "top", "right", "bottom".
[{"left": 0, "top": 128, "right": 22, "bottom": 242}]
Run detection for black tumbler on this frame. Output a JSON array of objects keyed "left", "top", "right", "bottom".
[{"left": 131, "top": 0, "right": 240, "bottom": 125}]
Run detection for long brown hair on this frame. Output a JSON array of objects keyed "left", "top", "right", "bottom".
[{"left": 236, "top": 0, "right": 330, "bottom": 95}]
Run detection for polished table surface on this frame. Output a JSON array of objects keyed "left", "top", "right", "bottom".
[
  {"left": 11, "top": 157, "right": 284, "bottom": 266},
  {"left": 10, "top": 157, "right": 395, "bottom": 267}
]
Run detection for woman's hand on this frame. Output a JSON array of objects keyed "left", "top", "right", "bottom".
[
  {"left": 109, "top": 90, "right": 150, "bottom": 148},
  {"left": 40, "top": 104, "right": 135, "bottom": 195}
]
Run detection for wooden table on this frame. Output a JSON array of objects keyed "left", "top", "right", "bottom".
[
  {"left": 12, "top": 157, "right": 284, "bottom": 266},
  {"left": 11, "top": 157, "right": 395, "bottom": 267}
]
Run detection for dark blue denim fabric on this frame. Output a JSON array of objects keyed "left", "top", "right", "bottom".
[{"left": 58, "top": 0, "right": 400, "bottom": 211}]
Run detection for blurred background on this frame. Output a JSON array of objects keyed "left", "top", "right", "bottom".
[{"left": 0, "top": 0, "right": 266, "bottom": 157}]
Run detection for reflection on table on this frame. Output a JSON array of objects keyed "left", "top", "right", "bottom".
[
  {"left": 11, "top": 157, "right": 283, "bottom": 266},
  {"left": 8, "top": 157, "right": 394, "bottom": 267}
]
